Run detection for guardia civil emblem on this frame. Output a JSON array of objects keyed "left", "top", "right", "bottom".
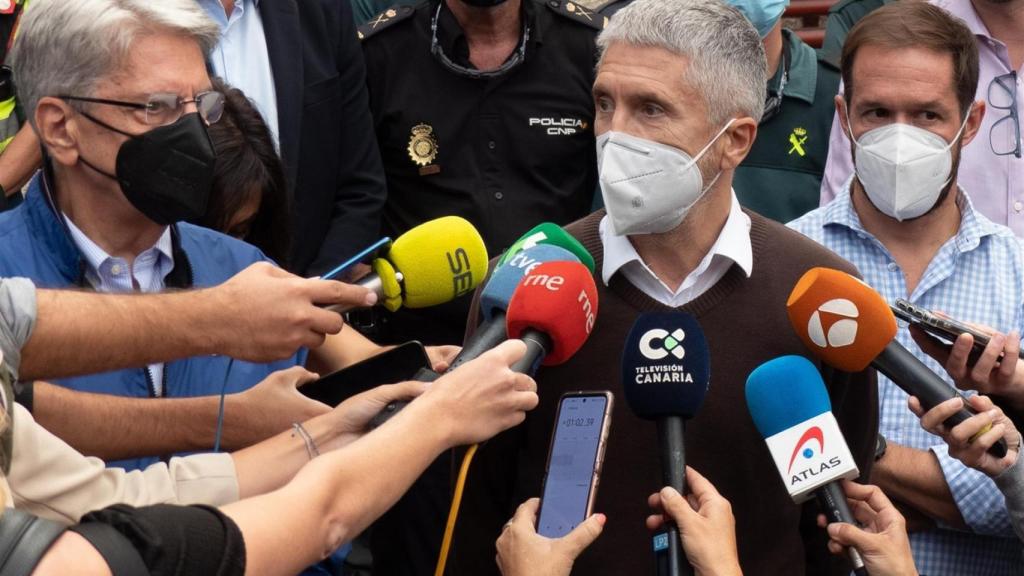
[{"left": 408, "top": 124, "right": 439, "bottom": 167}]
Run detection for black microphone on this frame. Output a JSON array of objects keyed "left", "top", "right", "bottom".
[
  {"left": 622, "top": 312, "right": 711, "bottom": 576},
  {"left": 746, "top": 355, "right": 867, "bottom": 576}
]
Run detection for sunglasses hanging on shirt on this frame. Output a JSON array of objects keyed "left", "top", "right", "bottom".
[
  {"left": 761, "top": 40, "right": 791, "bottom": 123},
  {"left": 429, "top": 2, "right": 530, "bottom": 80}
]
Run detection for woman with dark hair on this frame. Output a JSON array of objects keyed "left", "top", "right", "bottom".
[{"left": 198, "top": 79, "right": 291, "bottom": 266}]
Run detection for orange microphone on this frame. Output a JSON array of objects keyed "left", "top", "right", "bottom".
[{"left": 787, "top": 267, "right": 1007, "bottom": 458}]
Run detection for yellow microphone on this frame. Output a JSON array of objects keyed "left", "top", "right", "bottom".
[{"left": 331, "top": 216, "right": 489, "bottom": 313}]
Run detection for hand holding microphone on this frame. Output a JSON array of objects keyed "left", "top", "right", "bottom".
[
  {"left": 328, "top": 215, "right": 489, "bottom": 314},
  {"left": 622, "top": 312, "right": 711, "bottom": 576},
  {"left": 786, "top": 267, "right": 1008, "bottom": 458},
  {"left": 909, "top": 394, "right": 1021, "bottom": 478},
  {"left": 746, "top": 355, "right": 866, "bottom": 575},
  {"left": 645, "top": 467, "right": 741, "bottom": 576}
]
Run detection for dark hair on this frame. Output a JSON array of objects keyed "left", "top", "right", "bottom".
[
  {"left": 200, "top": 78, "right": 291, "bottom": 266},
  {"left": 841, "top": 1, "right": 979, "bottom": 119}
]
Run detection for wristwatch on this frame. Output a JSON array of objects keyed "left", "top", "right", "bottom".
[{"left": 875, "top": 433, "right": 888, "bottom": 461}]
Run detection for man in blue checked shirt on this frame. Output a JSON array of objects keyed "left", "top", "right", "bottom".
[{"left": 789, "top": 3, "right": 1024, "bottom": 574}]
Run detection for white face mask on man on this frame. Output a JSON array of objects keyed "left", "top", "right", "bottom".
[
  {"left": 847, "top": 106, "right": 970, "bottom": 221},
  {"left": 597, "top": 120, "right": 734, "bottom": 236}
]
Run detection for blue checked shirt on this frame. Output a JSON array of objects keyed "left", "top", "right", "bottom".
[{"left": 789, "top": 184, "right": 1024, "bottom": 575}]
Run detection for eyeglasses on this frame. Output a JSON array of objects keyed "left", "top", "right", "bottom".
[
  {"left": 59, "top": 91, "right": 226, "bottom": 127},
  {"left": 429, "top": 2, "right": 529, "bottom": 80},
  {"left": 988, "top": 71, "right": 1021, "bottom": 159}
]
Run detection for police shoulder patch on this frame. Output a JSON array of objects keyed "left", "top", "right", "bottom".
[
  {"left": 357, "top": 5, "right": 416, "bottom": 41},
  {"left": 545, "top": 0, "right": 607, "bottom": 31}
]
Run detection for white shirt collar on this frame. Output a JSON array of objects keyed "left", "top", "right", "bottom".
[
  {"left": 600, "top": 191, "right": 753, "bottom": 305},
  {"left": 62, "top": 214, "right": 173, "bottom": 280}
]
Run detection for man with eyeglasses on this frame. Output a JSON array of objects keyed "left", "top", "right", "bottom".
[
  {"left": 790, "top": 3, "right": 1024, "bottom": 573},
  {"left": 820, "top": 0, "right": 1024, "bottom": 240},
  {"left": 357, "top": 0, "right": 602, "bottom": 572},
  {"left": 0, "top": 0, "right": 400, "bottom": 470}
]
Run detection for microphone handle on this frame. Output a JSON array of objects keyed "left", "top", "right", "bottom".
[
  {"left": 447, "top": 313, "right": 507, "bottom": 372},
  {"left": 510, "top": 329, "right": 552, "bottom": 375},
  {"left": 368, "top": 314, "right": 508, "bottom": 429},
  {"left": 368, "top": 367, "right": 440, "bottom": 428},
  {"left": 324, "top": 273, "right": 385, "bottom": 315},
  {"left": 874, "top": 342, "right": 1007, "bottom": 457},
  {"left": 815, "top": 482, "right": 868, "bottom": 576},
  {"left": 656, "top": 417, "right": 692, "bottom": 576}
]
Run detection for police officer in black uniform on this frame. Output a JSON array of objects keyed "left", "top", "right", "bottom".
[{"left": 356, "top": 1, "right": 602, "bottom": 573}]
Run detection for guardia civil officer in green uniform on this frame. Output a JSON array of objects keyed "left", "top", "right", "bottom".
[
  {"left": 726, "top": 0, "right": 841, "bottom": 223},
  {"left": 821, "top": 0, "right": 893, "bottom": 67},
  {"left": 0, "top": 0, "right": 34, "bottom": 211},
  {"left": 357, "top": 0, "right": 601, "bottom": 573}
]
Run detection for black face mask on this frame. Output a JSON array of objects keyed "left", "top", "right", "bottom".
[{"left": 77, "top": 112, "right": 215, "bottom": 226}]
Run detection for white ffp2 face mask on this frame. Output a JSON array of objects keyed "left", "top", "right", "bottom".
[
  {"left": 848, "top": 108, "right": 970, "bottom": 221},
  {"left": 597, "top": 121, "right": 734, "bottom": 236}
]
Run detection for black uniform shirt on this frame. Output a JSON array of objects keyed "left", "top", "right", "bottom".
[{"left": 361, "top": 0, "right": 602, "bottom": 258}]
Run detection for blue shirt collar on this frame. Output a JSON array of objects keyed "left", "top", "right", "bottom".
[{"left": 823, "top": 178, "right": 1003, "bottom": 255}]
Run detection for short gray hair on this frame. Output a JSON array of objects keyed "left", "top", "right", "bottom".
[
  {"left": 597, "top": 0, "right": 767, "bottom": 125},
  {"left": 11, "top": 0, "right": 220, "bottom": 126}
]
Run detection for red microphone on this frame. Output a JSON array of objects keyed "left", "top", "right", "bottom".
[{"left": 505, "top": 261, "right": 598, "bottom": 373}]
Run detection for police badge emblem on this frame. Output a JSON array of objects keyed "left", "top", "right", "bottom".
[{"left": 408, "top": 123, "right": 439, "bottom": 168}]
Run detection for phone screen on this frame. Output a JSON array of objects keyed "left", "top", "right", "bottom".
[{"left": 538, "top": 394, "right": 608, "bottom": 538}]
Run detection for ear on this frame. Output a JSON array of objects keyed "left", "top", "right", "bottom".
[
  {"left": 718, "top": 117, "right": 757, "bottom": 171},
  {"left": 835, "top": 95, "right": 853, "bottom": 141},
  {"left": 34, "top": 97, "right": 80, "bottom": 167},
  {"left": 958, "top": 99, "right": 986, "bottom": 148}
]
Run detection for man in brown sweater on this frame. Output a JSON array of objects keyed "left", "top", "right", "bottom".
[{"left": 450, "top": 0, "right": 878, "bottom": 574}]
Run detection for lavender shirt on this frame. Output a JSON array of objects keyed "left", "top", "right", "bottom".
[{"left": 819, "top": 0, "right": 1024, "bottom": 236}]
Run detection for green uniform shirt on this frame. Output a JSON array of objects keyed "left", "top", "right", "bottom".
[
  {"left": 821, "top": 0, "right": 893, "bottom": 66},
  {"left": 734, "top": 29, "right": 840, "bottom": 224}
]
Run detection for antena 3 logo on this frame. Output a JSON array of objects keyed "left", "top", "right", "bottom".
[
  {"left": 639, "top": 328, "right": 686, "bottom": 360},
  {"left": 807, "top": 299, "right": 859, "bottom": 349},
  {"left": 528, "top": 117, "right": 588, "bottom": 136}
]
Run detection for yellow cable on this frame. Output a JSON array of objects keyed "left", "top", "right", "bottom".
[{"left": 434, "top": 443, "right": 479, "bottom": 576}]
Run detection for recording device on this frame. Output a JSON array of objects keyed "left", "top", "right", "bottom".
[
  {"left": 505, "top": 260, "right": 599, "bottom": 374},
  {"left": 537, "top": 391, "right": 614, "bottom": 538},
  {"left": 746, "top": 355, "right": 866, "bottom": 575},
  {"left": 786, "top": 267, "right": 1007, "bottom": 458},
  {"left": 621, "top": 312, "right": 711, "bottom": 576},
  {"left": 892, "top": 298, "right": 1023, "bottom": 361},
  {"left": 320, "top": 237, "right": 392, "bottom": 281},
  {"left": 327, "top": 216, "right": 489, "bottom": 314},
  {"left": 369, "top": 243, "right": 585, "bottom": 427},
  {"left": 497, "top": 222, "right": 596, "bottom": 274},
  {"left": 450, "top": 244, "right": 583, "bottom": 372},
  {"left": 299, "top": 341, "right": 432, "bottom": 407}
]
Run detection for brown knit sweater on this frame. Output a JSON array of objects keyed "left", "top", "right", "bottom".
[{"left": 449, "top": 209, "right": 878, "bottom": 576}]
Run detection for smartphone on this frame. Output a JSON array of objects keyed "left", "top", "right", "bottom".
[
  {"left": 537, "top": 391, "right": 613, "bottom": 538},
  {"left": 320, "top": 237, "right": 392, "bottom": 281},
  {"left": 892, "top": 299, "right": 1023, "bottom": 360},
  {"left": 299, "top": 341, "right": 432, "bottom": 407}
]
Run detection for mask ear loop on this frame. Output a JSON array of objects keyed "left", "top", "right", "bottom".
[{"left": 689, "top": 118, "right": 736, "bottom": 197}]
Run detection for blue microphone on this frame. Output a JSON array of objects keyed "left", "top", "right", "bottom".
[
  {"left": 449, "top": 244, "right": 581, "bottom": 371},
  {"left": 622, "top": 312, "right": 710, "bottom": 576},
  {"left": 746, "top": 356, "right": 866, "bottom": 575}
]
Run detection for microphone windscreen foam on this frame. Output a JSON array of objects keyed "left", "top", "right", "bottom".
[
  {"left": 505, "top": 261, "right": 598, "bottom": 365},
  {"left": 387, "top": 216, "right": 489, "bottom": 308},
  {"left": 480, "top": 245, "right": 580, "bottom": 321},
  {"left": 621, "top": 312, "right": 710, "bottom": 420},
  {"left": 497, "top": 222, "right": 596, "bottom": 274},
  {"left": 786, "top": 267, "right": 897, "bottom": 373},
  {"left": 745, "top": 355, "right": 831, "bottom": 438}
]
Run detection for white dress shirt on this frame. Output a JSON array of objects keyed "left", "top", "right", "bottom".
[{"left": 600, "top": 191, "right": 753, "bottom": 306}]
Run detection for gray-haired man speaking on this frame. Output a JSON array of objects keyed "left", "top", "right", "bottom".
[{"left": 450, "top": 1, "right": 878, "bottom": 574}]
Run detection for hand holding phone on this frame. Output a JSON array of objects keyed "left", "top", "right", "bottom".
[{"left": 537, "top": 391, "right": 613, "bottom": 538}]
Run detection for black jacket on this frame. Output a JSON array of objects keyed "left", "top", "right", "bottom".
[{"left": 259, "top": 0, "right": 387, "bottom": 275}]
